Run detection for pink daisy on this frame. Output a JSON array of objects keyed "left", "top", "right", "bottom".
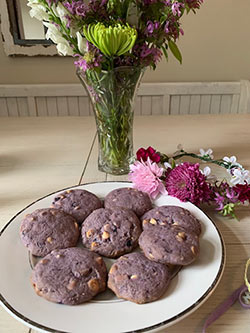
[{"left": 128, "top": 158, "right": 167, "bottom": 199}]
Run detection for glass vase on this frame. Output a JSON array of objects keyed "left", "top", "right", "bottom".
[{"left": 77, "top": 66, "right": 145, "bottom": 175}]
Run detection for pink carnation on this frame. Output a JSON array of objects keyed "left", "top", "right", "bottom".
[
  {"left": 165, "top": 162, "right": 211, "bottom": 205},
  {"left": 128, "top": 158, "right": 167, "bottom": 199}
]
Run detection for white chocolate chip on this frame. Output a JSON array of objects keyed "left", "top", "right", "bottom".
[
  {"left": 46, "top": 237, "right": 53, "bottom": 244},
  {"left": 150, "top": 218, "right": 157, "bottom": 225},
  {"left": 88, "top": 279, "right": 99, "bottom": 292},
  {"left": 102, "top": 231, "right": 110, "bottom": 240}
]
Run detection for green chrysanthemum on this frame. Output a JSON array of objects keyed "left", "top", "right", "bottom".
[{"left": 83, "top": 23, "right": 137, "bottom": 57}]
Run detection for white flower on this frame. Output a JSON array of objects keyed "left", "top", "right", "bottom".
[
  {"left": 201, "top": 166, "right": 217, "bottom": 183},
  {"left": 56, "top": 42, "right": 74, "bottom": 56},
  {"left": 43, "top": 22, "right": 63, "bottom": 43},
  {"left": 28, "top": 1, "right": 49, "bottom": 21},
  {"left": 27, "top": 0, "right": 40, "bottom": 4},
  {"left": 199, "top": 148, "right": 213, "bottom": 159},
  {"left": 76, "top": 32, "right": 87, "bottom": 55},
  {"left": 52, "top": 2, "right": 68, "bottom": 25},
  {"left": 177, "top": 143, "right": 183, "bottom": 150},
  {"left": 43, "top": 22, "right": 73, "bottom": 56},
  {"left": 164, "top": 162, "right": 172, "bottom": 169},
  {"left": 230, "top": 169, "right": 250, "bottom": 185},
  {"left": 127, "top": 3, "right": 139, "bottom": 27},
  {"left": 201, "top": 166, "right": 211, "bottom": 177},
  {"left": 223, "top": 155, "right": 242, "bottom": 167},
  {"left": 223, "top": 155, "right": 243, "bottom": 174}
]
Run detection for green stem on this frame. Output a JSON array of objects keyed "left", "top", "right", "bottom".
[{"left": 162, "top": 150, "right": 240, "bottom": 171}]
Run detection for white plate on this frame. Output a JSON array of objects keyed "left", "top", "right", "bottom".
[{"left": 0, "top": 181, "right": 225, "bottom": 333}]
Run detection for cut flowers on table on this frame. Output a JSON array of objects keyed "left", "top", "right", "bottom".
[
  {"left": 27, "top": 0, "right": 204, "bottom": 71},
  {"left": 129, "top": 146, "right": 250, "bottom": 219}
]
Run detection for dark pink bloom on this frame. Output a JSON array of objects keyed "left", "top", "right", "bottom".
[
  {"left": 136, "top": 147, "right": 161, "bottom": 163},
  {"left": 233, "top": 183, "right": 250, "bottom": 203},
  {"left": 165, "top": 162, "right": 212, "bottom": 205}
]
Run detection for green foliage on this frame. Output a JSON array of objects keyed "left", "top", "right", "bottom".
[{"left": 168, "top": 40, "right": 182, "bottom": 64}]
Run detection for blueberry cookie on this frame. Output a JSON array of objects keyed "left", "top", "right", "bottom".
[
  {"left": 31, "top": 247, "right": 107, "bottom": 305},
  {"left": 108, "top": 252, "right": 171, "bottom": 304},
  {"left": 104, "top": 187, "right": 152, "bottom": 217},
  {"left": 139, "top": 225, "right": 200, "bottom": 266},
  {"left": 51, "top": 189, "right": 102, "bottom": 224},
  {"left": 81, "top": 208, "right": 142, "bottom": 258},
  {"left": 141, "top": 206, "right": 201, "bottom": 235},
  {"left": 20, "top": 208, "right": 79, "bottom": 257}
]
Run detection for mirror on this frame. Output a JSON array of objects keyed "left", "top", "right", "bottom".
[
  {"left": 15, "top": 0, "right": 47, "bottom": 41},
  {"left": 0, "top": 0, "right": 57, "bottom": 55}
]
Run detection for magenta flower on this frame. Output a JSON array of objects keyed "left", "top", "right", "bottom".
[
  {"left": 233, "top": 183, "right": 250, "bottom": 203},
  {"left": 128, "top": 158, "right": 167, "bottom": 199},
  {"left": 165, "top": 162, "right": 212, "bottom": 205},
  {"left": 136, "top": 146, "right": 161, "bottom": 163},
  {"left": 214, "top": 193, "right": 225, "bottom": 211}
]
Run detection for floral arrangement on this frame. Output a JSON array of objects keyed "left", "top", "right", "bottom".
[
  {"left": 129, "top": 146, "right": 250, "bottom": 218},
  {"left": 27, "top": 0, "right": 204, "bottom": 71}
]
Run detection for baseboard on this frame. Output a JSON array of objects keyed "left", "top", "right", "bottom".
[{"left": 0, "top": 81, "right": 249, "bottom": 117}]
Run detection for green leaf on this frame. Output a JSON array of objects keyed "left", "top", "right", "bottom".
[
  {"left": 168, "top": 40, "right": 182, "bottom": 64},
  {"left": 161, "top": 45, "right": 168, "bottom": 61}
]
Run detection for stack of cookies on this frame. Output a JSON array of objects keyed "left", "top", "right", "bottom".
[{"left": 19, "top": 187, "right": 202, "bottom": 305}]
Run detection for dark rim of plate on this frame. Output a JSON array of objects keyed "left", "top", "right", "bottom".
[{"left": 0, "top": 181, "right": 226, "bottom": 333}]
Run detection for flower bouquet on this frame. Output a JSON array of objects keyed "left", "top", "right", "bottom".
[
  {"left": 129, "top": 146, "right": 250, "bottom": 218},
  {"left": 28, "top": 0, "right": 204, "bottom": 174}
]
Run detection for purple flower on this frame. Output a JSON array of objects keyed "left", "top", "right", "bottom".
[
  {"left": 45, "top": 0, "right": 59, "bottom": 6},
  {"left": 143, "top": 0, "right": 158, "bottom": 5},
  {"left": 64, "top": 1, "right": 87, "bottom": 17},
  {"left": 172, "top": 1, "right": 184, "bottom": 17},
  {"left": 145, "top": 21, "right": 161, "bottom": 36},
  {"left": 186, "top": 0, "right": 204, "bottom": 9},
  {"left": 151, "top": 47, "right": 162, "bottom": 63},
  {"left": 74, "top": 43, "right": 103, "bottom": 72},
  {"left": 140, "top": 44, "right": 152, "bottom": 58},
  {"left": 164, "top": 21, "right": 170, "bottom": 34},
  {"left": 165, "top": 162, "right": 212, "bottom": 205},
  {"left": 214, "top": 193, "right": 225, "bottom": 211},
  {"left": 146, "top": 21, "right": 154, "bottom": 35}
]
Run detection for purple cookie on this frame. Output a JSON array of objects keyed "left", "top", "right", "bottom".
[
  {"left": 108, "top": 252, "right": 171, "bottom": 304},
  {"left": 81, "top": 208, "right": 142, "bottom": 258},
  {"left": 20, "top": 208, "right": 79, "bottom": 257},
  {"left": 51, "top": 189, "right": 102, "bottom": 224},
  {"left": 31, "top": 248, "right": 107, "bottom": 305},
  {"left": 139, "top": 225, "right": 200, "bottom": 266},
  {"left": 104, "top": 187, "right": 152, "bottom": 217},
  {"left": 141, "top": 206, "right": 201, "bottom": 236}
]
